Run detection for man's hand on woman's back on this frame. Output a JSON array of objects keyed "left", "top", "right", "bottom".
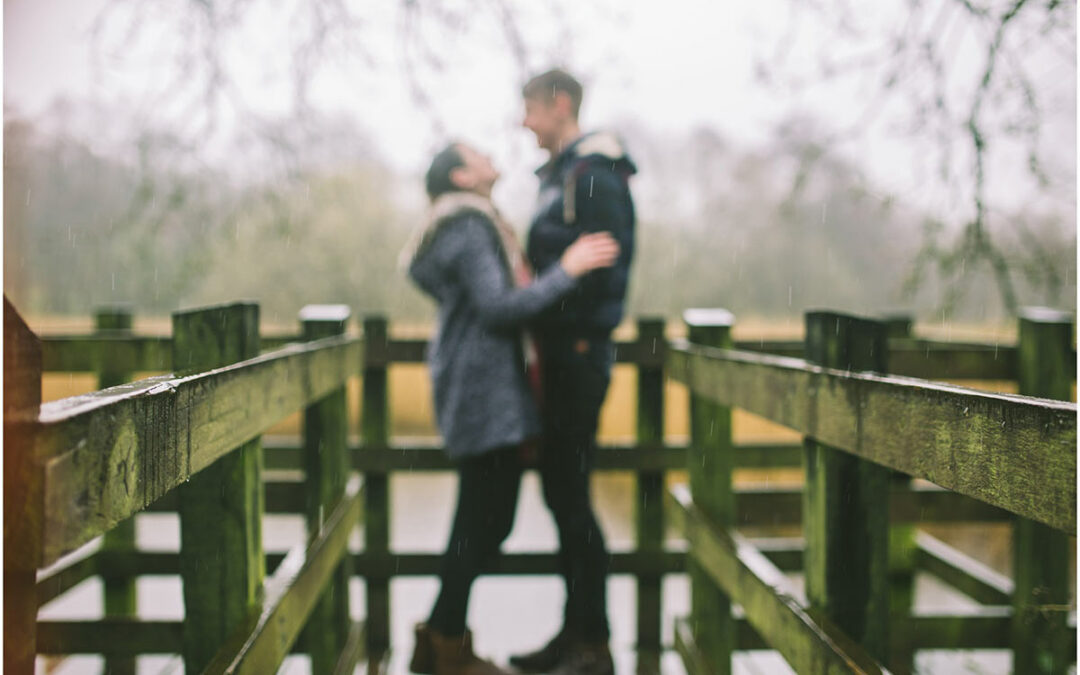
[{"left": 559, "top": 232, "right": 620, "bottom": 278}]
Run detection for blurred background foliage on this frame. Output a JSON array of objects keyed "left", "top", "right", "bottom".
[{"left": 4, "top": 0, "right": 1075, "bottom": 326}]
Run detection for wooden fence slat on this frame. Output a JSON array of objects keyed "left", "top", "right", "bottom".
[
  {"left": 667, "top": 485, "right": 889, "bottom": 675},
  {"left": 802, "top": 312, "right": 891, "bottom": 663},
  {"left": 362, "top": 315, "right": 391, "bottom": 654},
  {"left": 94, "top": 549, "right": 688, "bottom": 578},
  {"left": 4, "top": 296, "right": 43, "bottom": 675},
  {"left": 36, "top": 619, "right": 184, "bottom": 655},
  {"left": 635, "top": 318, "right": 666, "bottom": 666},
  {"left": 95, "top": 306, "right": 138, "bottom": 675},
  {"left": 667, "top": 342, "right": 1077, "bottom": 532},
  {"left": 39, "top": 333, "right": 1032, "bottom": 381},
  {"left": 1012, "top": 308, "right": 1075, "bottom": 674},
  {"left": 914, "top": 532, "right": 1012, "bottom": 606},
  {"left": 203, "top": 476, "right": 364, "bottom": 675},
  {"left": 684, "top": 309, "right": 736, "bottom": 675},
  {"left": 175, "top": 303, "right": 265, "bottom": 674},
  {"left": 332, "top": 620, "right": 367, "bottom": 675},
  {"left": 38, "top": 611, "right": 1046, "bottom": 657},
  {"left": 260, "top": 439, "right": 803, "bottom": 472},
  {"left": 36, "top": 554, "right": 98, "bottom": 608},
  {"left": 85, "top": 530, "right": 1027, "bottom": 591},
  {"left": 299, "top": 305, "right": 353, "bottom": 673},
  {"left": 144, "top": 475, "right": 1013, "bottom": 526}
]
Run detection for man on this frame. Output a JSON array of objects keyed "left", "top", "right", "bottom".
[
  {"left": 406, "top": 142, "right": 619, "bottom": 675},
  {"left": 511, "top": 69, "right": 637, "bottom": 675}
]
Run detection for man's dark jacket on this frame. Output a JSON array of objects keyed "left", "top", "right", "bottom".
[{"left": 527, "top": 131, "right": 636, "bottom": 337}]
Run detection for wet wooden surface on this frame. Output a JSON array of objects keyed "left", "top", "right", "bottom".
[{"left": 35, "top": 470, "right": 1056, "bottom": 675}]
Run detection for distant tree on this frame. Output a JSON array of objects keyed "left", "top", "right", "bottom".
[
  {"left": 756, "top": 0, "right": 1076, "bottom": 315},
  {"left": 87, "top": 0, "right": 616, "bottom": 160}
]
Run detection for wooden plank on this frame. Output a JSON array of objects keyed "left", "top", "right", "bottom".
[
  {"left": 36, "top": 619, "right": 184, "bottom": 655},
  {"left": 667, "top": 342, "right": 1077, "bottom": 532},
  {"left": 143, "top": 476, "right": 1012, "bottom": 526},
  {"left": 370, "top": 337, "right": 666, "bottom": 367},
  {"left": 299, "top": 306, "right": 353, "bottom": 673},
  {"left": 332, "top": 621, "right": 367, "bottom": 675},
  {"left": 34, "top": 611, "right": 1030, "bottom": 659},
  {"left": 39, "top": 334, "right": 306, "bottom": 373},
  {"left": 29, "top": 333, "right": 360, "bottom": 565},
  {"left": 362, "top": 315, "right": 391, "bottom": 655},
  {"left": 802, "top": 312, "right": 890, "bottom": 662},
  {"left": 4, "top": 296, "right": 44, "bottom": 675},
  {"left": 668, "top": 484, "right": 889, "bottom": 674},
  {"left": 1012, "top": 308, "right": 1075, "bottom": 674},
  {"left": 202, "top": 476, "right": 363, "bottom": 675},
  {"left": 175, "top": 303, "right": 266, "bottom": 674},
  {"left": 36, "top": 612, "right": 1045, "bottom": 658},
  {"left": 886, "top": 342, "right": 1018, "bottom": 380},
  {"left": 685, "top": 309, "right": 736, "bottom": 674},
  {"left": 894, "top": 609, "right": 1012, "bottom": 650},
  {"left": 95, "top": 549, "right": 687, "bottom": 579},
  {"left": 914, "top": 532, "right": 1012, "bottom": 605},
  {"left": 40, "top": 328, "right": 1038, "bottom": 380},
  {"left": 261, "top": 438, "right": 801, "bottom": 472},
  {"left": 36, "top": 553, "right": 98, "bottom": 608},
  {"left": 674, "top": 617, "right": 712, "bottom": 675},
  {"left": 95, "top": 307, "right": 138, "bottom": 675},
  {"left": 887, "top": 472, "right": 917, "bottom": 675},
  {"left": 734, "top": 339, "right": 1023, "bottom": 380},
  {"left": 41, "top": 336, "right": 172, "bottom": 373},
  {"left": 635, "top": 318, "right": 666, "bottom": 655}
]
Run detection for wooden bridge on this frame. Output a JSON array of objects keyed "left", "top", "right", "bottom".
[{"left": 4, "top": 298, "right": 1076, "bottom": 674}]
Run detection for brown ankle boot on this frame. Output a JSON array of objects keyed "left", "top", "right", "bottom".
[
  {"left": 428, "top": 628, "right": 512, "bottom": 675},
  {"left": 409, "top": 623, "right": 435, "bottom": 674},
  {"left": 549, "top": 642, "right": 614, "bottom": 675}
]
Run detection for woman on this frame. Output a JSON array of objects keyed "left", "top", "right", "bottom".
[{"left": 403, "top": 142, "right": 619, "bottom": 675}]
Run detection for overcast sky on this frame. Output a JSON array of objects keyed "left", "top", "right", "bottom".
[{"left": 5, "top": 0, "right": 1076, "bottom": 226}]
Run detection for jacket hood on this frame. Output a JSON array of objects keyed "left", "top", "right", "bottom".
[{"left": 537, "top": 131, "right": 638, "bottom": 179}]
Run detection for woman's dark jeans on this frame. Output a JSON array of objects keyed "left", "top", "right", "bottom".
[{"left": 427, "top": 445, "right": 523, "bottom": 636}]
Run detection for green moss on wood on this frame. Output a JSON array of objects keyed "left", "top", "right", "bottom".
[{"left": 667, "top": 343, "right": 1076, "bottom": 532}]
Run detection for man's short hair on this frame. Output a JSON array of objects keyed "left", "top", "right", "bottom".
[
  {"left": 425, "top": 143, "right": 465, "bottom": 201},
  {"left": 522, "top": 69, "right": 583, "bottom": 119}
]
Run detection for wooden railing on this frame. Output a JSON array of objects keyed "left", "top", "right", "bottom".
[
  {"left": 669, "top": 308, "right": 1076, "bottom": 675},
  {"left": 5, "top": 300, "right": 364, "bottom": 675},
  {"left": 7, "top": 299, "right": 1076, "bottom": 674}
]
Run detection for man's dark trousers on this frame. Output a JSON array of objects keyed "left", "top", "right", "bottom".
[{"left": 537, "top": 331, "right": 614, "bottom": 642}]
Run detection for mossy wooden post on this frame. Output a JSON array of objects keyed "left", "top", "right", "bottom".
[
  {"left": 300, "top": 305, "right": 353, "bottom": 673},
  {"left": 174, "top": 303, "right": 265, "bottom": 674},
  {"left": 96, "top": 306, "right": 138, "bottom": 675},
  {"left": 882, "top": 313, "right": 914, "bottom": 340},
  {"left": 802, "top": 311, "right": 890, "bottom": 663},
  {"left": 4, "top": 297, "right": 43, "bottom": 675},
  {"left": 635, "top": 318, "right": 665, "bottom": 669},
  {"left": 684, "top": 309, "right": 735, "bottom": 675},
  {"left": 362, "top": 315, "right": 391, "bottom": 654},
  {"left": 881, "top": 313, "right": 916, "bottom": 674},
  {"left": 1012, "top": 307, "right": 1074, "bottom": 674}
]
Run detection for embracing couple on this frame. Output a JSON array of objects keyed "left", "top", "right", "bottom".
[{"left": 402, "top": 69, "right": 637, "bottom": 675}]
